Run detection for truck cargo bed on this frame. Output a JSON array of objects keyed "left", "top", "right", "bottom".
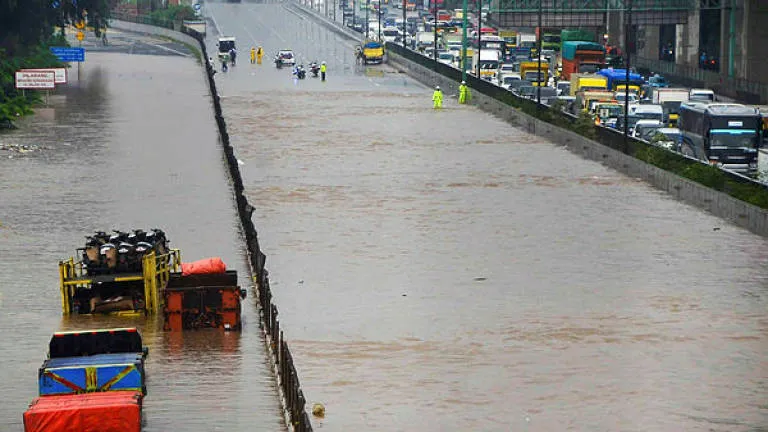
[
  {"left": 24, "top": 391, "right": 142, "bottom": 432},
  {"left": 164, "top": 270, "right": 245, "bottom": 331}
]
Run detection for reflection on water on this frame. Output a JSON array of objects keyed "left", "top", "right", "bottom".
[{"left": 0, "top": 51, "right": 283, "bottom": 431}]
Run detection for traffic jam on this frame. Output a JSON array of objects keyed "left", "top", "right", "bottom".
[{"left": 340, "top": 0, "right": 768, "bottom": 177}]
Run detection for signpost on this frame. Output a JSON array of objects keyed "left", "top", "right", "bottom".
[
  {"left": 15, "top": 71, "right": 55, "bottom": 89},
  {"left": 23, "top": 68, "right": 67, "bottom": 84},
  {"left": 50, "top": 47, "right": 85, "bottom": 62}
]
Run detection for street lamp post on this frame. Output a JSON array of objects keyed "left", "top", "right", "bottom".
[
  {"left": 433, "top": 0, "right": 438, "bottom": 61},
  {"left": 475, "top": 0, "right": 482, "bottom": 79},
  {"left": 402, "top": 0, "right": 407, "bottom": 48},
  {"left": 353, "top": 0, "right": 356, "bottom": 32},
  {"left": 461, "top": 0, "right": 468, "bottom": 81},
  {"left": 536, "top": 0, "right": 542, "bottom": 108},
  {"left": 623, "top": 0, "right": 632, "bottom": 141},
  {"left": 378, "top": 2, "right": 381, "bottom": 41},
  {"left": 366, "top": 0, "right": 369, "bottom": 39}
]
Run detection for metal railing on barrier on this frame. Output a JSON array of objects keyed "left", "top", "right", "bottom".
[
  {"left": 137, "top": 21, "right": 314, "bottom": 431},
  {"left": 385, "top": 42, "right": 768, "bottom": 205}
]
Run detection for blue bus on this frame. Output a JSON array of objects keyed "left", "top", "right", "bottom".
[{"left": 678, "top": 102, "right": 761, "bottom": 174}]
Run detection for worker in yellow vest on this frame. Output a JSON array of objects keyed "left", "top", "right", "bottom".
[
  {"left": 458, "top": 81, "right": 471, "bottom": 104},
  {"left": 320, "top": 61, "right": 327, "bottom": 81},
  {"left": 250, "top": 47, "right": 256, "bottom": 64},
  {"left": 432, "top": 86, "right": 443, "bottom": 109},
  {"left": 256, "top": 46, "right": 264, "bottom": 65}
]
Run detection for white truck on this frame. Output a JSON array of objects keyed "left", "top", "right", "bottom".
[
  {"left": 415, "top": 31, "right": 436, "bottom": 50},
  {"left": 651, "top": 88, "right": 689, "bottom": 126},
  {"left": 472, "top": 48, "right": 500, "bottom": 81}
]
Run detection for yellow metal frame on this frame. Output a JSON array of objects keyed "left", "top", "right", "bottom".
[{"left": 59, "top": 249, "right": 181, "bottom": 316}]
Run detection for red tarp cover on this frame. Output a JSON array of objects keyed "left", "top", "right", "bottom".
[
  {"left": 181, "top": 257, "right": 227, "bottom": 276},
  {"left": 24, "top": 391, "right": 141, "bottom": 432}
]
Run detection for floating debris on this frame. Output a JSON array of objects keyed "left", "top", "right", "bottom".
[{"left": 0, "top": 143, "right": 47, "bottom": 155}]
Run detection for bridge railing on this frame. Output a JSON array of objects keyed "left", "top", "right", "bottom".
[{"left": 386, "top": 41, "right": 768, "bottom": 210}]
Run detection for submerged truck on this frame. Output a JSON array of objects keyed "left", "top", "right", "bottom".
[
  {"left": 362, "top": 40, "right": 385, "bottom": 64},
  {"left": 24, "top": 328, "right": 148, "bottom": 432},
  {"left": 59, "top": 229, "right": 246, "bottom": 331}
]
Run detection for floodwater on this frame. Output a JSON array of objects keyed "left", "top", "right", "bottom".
[
  {"left": 207, "top": 1, "right": 768, "bottom": 430},
  {"left": 0, "top": 48, "right": 284, "bottom": 430}
]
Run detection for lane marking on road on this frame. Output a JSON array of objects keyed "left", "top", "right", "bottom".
[
  {"left": 208, "top": 5, "right": 223, "bottom": 35},
  {"left": 147, "top": 42, "right": 191, "bottom": 57}
]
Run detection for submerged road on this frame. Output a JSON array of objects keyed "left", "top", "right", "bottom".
[
  {"left": 208, "top": 1, "right": 768, "bottom": 430},
  {"left": 0, "top": 30, "right": 283, "bottom": 431}
]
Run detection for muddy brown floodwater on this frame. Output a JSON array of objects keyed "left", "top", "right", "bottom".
[
  {"left": 205, "top": 2, "right": 768, "bottom": 429},
  {"left": 0, "top": 48, "right": 284, "bottom": 431}
]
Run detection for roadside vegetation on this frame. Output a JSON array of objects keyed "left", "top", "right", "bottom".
[{"left": 0, "top": 0, "right": 113, "bottom": 128}]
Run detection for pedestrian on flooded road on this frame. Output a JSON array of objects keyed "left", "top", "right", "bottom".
[
  {"left": 320, "top": 61, "right": 327, "bottom": 82},
  {"left": 257, "top": 46, "right": 264, "bottom": 64},
  {"left": 458, "top": 81, "right": 470, "bottom": 104},
  {"left": 433, "top": 86, "right": 443, "bottom": 109},
  {"left": 250, "top": 47, "right": 256, "bottom": 64}
]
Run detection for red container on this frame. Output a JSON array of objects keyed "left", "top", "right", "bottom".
[{"left": 24, "top": 391, "right": 141, "bottom": 432}]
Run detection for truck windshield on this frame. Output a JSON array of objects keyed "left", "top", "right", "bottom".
[
  {"left": 543, "top": 35, "right": 560, "bottom": 43},
  {"left": 710, "top": 130, "right": 758, "bottom": 148},
  {"left": 524, "top": 71, "right": 543, "bottom": 81},
  {"left": 383, "top": 30, "right": 399, "bottom": 36},
  {"left": 579, "top": 64, "right": 600, "bottom": 74}
]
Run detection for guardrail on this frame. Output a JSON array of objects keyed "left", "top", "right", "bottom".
[
  {"left": 188, "top": 26, "right": 313, "bottom": 431},
  {"left": 111, "top": 19, "right": 313, "bottom": 430},
  {"left": 633, "top": 56, "right": 767, "bottom": 104},
  {"left": 386, "top": 41, "right": 768, "bottom": 211}
]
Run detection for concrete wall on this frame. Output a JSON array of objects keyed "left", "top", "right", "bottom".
[
  {"left": 109, "top": 19, "right": 201, "bottom": 50},
  {"left": 386, "top": 50, "right": 768, "bottom": 237},
  {"left": 745, "top": 0, "right": 768, "bottom": 84}
]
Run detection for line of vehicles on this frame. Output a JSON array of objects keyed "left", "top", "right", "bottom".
[
  {"left": 24, "top": 229, "right": 247, "bottom": 431},
  {"left": 402, "top": 14, "right": 766, "bottom": 176}
]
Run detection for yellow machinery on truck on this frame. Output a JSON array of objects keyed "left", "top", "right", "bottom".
[{"left": 59, "top": 250, "right": 181, "bottom": 316}]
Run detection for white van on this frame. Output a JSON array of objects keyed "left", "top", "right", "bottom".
[{"left": 689, "top": 88, "right": 715, "bottom": 102}]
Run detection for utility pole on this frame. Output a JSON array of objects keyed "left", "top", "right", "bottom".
[
  {"left": 623, "top": 0, "right": 632, "bottom": 142},
  {"left": 536, "top": 0, "right": 542, "bottom": 108},
  {"left": 378, "top": 1, "right": 381, "bottom": 41},
  {"left": 461, "top": 0, "right": 468, "bottom": 81},
  {"left": 475, "top": 0, "right": 482, "bottom": 79},
  {"left": 352, "top": 0, "right": 356, "bottom": 33},
  {"left": 433, "top": 0, "right": 438, "bottom": 62},
  {"left": 402, "top": 0, "right": 407, "bottom": 48},
  {"left": 365, "top": 0, "right": 369, "bottom": 39}
]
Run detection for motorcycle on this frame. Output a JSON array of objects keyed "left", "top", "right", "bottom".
[
  {"left": 309, "top": 62, "right": 320, "bottom": 78},
  {"left": 293, "top": 65, "right": 306, "bottom": 80}
]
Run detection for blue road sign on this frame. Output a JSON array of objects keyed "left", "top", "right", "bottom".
[
  {"left": 50, "top": 47, "right": 85, "bottom": 62},
  {"left": 193, "top": 3, "right": 201, "bottom": 10},
  {"left": 52, "top": 0, "right": 61, "bottom": 8}
]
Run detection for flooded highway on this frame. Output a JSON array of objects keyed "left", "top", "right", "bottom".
[
  {"left": 0, "top": 32, "right": 284, "bottom": 431},
  {"left": 207, "top": 1, "right": 768, "bottom": 430}
]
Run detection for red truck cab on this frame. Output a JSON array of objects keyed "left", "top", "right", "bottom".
[{"left": 561, "top": 41, "right": 605, "bottom": 81}]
